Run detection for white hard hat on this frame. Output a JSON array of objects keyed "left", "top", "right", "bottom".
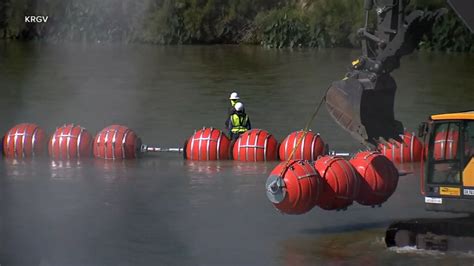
[
  {"left": 229, "top": 92, "right": 240, "bottom": 100},
  {"left": 234, "top": 102, "right": 244, "bottom": 112}
]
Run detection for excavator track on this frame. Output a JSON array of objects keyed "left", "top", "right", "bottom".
[{"left": 385, "top": 217, "right": 474, "bottom": 251}]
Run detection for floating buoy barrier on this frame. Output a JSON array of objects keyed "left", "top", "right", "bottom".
[
  {"left": 3, "top": 123, "right": 46, "bottom": 158},
  {"left": 184, "top": 127, "right": 230, "bottom": 160},
  {"left": 93, "top": 125, "right": 142, "bottom": 159},
  {"left": 349, "top": 151, "right": 399, "bottom": 206},
  {"left": 434, "top": 130, "right": 459, "bottom": 160},
  {"left": 232, "top": 129, "right": 278, "bottom": 161},
  {"left": 279, "top": 130, "right": 325, "bottom": 161},
  {"left": 49, "top": 124, "right": 92, "bottom": 160},
  {"left": 378, "top": 132, "right": 422, "bottom": 163},
  {"left": 313, "top": 156, "right": 360, "bottom": 210},
  {"left": 266, "top": 160, "right": 321, "bottom": 214}
]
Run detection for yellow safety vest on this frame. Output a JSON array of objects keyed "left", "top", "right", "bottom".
[
  {"left": 231, "top": 113, "right": 249, "bottom": 133},
  {"left": 230, "top": 100, "right": 238, "bottom": 107}
]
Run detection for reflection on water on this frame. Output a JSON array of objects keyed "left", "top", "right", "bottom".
[
  {"left": 184, "top": 160, "right": 274, "bottom": 187},
  {"left": 0, "top": 42, "right": 473, "bottom": 265},
  {"left": 230, "top": 161, "right": 276, "bottom": 176},
  {"left": 280, "top": 229, "right": 474, "bottom": 265},
  {"left": 2, "top": 158, "right": 48, "bottom": 181},
  {"left": 93, "top": 159, "right": 138, "bottom": 181},
  {"left": 388, "top": 246, "right": 474, "bottom": 259},
  {"left": 49, "top": 159, "right": 85, "bottom": 180},
  {"left": 279, "top": 230, "right": 385, "bottom": 265},
  {"left": 184, "top": 160, "right": 224, "bottom": 176},
  {"left": 4, "top": 157, "right": 139, "bottom": 181}
]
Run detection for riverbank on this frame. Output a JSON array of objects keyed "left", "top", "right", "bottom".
[{"left": 0, "top": 0, "right": 472, "bottom": 52}]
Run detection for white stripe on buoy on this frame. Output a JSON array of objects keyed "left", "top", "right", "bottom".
[
  {"left": 77, "top": 126, "right": 83, "bottom": 158},
  {"left": 216, "top": 130, "right": 222, "bottom": 160}
]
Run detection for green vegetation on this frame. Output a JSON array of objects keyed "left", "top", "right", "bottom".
[
  {"left": 419, "top": 12, "right": 474, "bottom": 52},
  {"left": 254, "top": 1, "right": 365, "bottom": 48},
  {"left": 409, "top": 0, "right": 474, "bottom": 52},
  {"left": 0, "top": 0, "right": 472, "bottom": 52}
]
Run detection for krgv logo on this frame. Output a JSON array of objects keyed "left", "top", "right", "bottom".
[{"left": 25, "top": 16, "right": 49, "bottom": 23}]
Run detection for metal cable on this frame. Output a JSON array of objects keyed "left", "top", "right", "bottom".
[{"left": 278, "top": 88, "right": 329, "bottom": 177}]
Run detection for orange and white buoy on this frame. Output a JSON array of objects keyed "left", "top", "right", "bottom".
[
  {"left": 378, "top": 132, "right": 422, "bottom": 163},
  {"left": 434, "top": 130, "right": 459, "bottom": 160},
  {"left": 3, "top": 123, "right": 46, "bottom": 158},
  {"left": 232, "top": 129, "right": 278, "bottom": 161},
  {"left": 49, "top": 124, "right": 92, "bottom": 160},
  {"left": 313, "top": 156, "right": 360, "bottom": 210},
  {"left": 349, "top": 151, "right": 399, "bottom": 206},
  {"left": 279, "top": 130, "right": 325, "bottom": 161},
  {"left": 266, "top": 160, "right": 322, "bottom": 214},
  {"left": 184, "top": 127, "right": 230, "bottom": 160},
  {"left": 93, "top": 125, "right": 141, "bottom": 159}
]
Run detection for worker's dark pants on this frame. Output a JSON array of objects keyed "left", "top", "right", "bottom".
[{"left": 230, "top": 132, "right": 241, "bottom": 141}]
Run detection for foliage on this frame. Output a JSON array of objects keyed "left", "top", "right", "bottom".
[
  {"left": 0, "top": 0, "right": 471, "bottom": 52},
  {"left": 409, "top": 0, "right": 473, "bottom": 52},
  {"left": 305, "top": 0, "right": 364, "bottom": 48},
  {"left": 140, "top": 0, "right": 190, "bottom": 44},
  {"left": 419, "top": 11, "right": 474, "bottom": 52},
  {"left": 255, "top": 7, "right": 309, "bottom": 48},
  {"left": 253, "top": 0, "right": 365, "bottom": 48}
]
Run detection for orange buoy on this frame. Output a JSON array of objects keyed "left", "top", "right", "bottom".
[
  {"left": 313, "top": 156, "right": 360, "bottom": 210},
  {"left": 266, "top": 160, "right": 321, "bottom": 214},
  {"left": 232, "top": 129, "right": 278, "bottom": 161},
  {"left": 349, "top": 151, "right": 399, "bottom": 206},
  {"left": 48, "top": 124, "right": 92, "bottom": 160},
  {"left": 93, "top": 125, "right": 141, "bottom": 159},
  {"left": 279, "top": 130, "right": 325, "bottom": 161},
  {"left": 378, "top": 132, "right": 423, "bottom": 163},
  {"left": 3, "top": 123, "right": 46, "bottom": 158},
  {"left": 184, "top": 127, "right": 230, "bottom": 160},
  {"left": 434, "top": 130, "right": 459, "bottom": 160}
]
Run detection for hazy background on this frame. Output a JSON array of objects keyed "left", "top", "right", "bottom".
[{"left": 0, "top": 42, "right": 473, "bottom": 265}]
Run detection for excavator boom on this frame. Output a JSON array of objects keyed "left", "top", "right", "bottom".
[
  {"left": 448, "top": 0, "right": 474, "bottom": 33},
  {"left": 324, "top": 0, "right": 474, "bottom": 251},
  {"left": 325, "top": 0, "right": 473, "bottom": 147}
]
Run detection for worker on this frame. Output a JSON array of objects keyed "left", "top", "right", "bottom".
[
  {"left": 228, "top": 92, "right": 241, "bottom": 115},
  {"left": 226, "top": 102, "right": 251, "bottom": 140}
]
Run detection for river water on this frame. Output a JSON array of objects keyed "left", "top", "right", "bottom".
[{"left": 0, "top": 42, "right": 473, "bottom": 265}]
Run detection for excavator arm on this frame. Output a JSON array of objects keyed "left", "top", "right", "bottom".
[{"left": 325, "top": 0, "right": 473, "bottom": 147}]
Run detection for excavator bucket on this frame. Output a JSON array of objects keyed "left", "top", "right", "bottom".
[
  {"left": 323, "top": 0, "right": 464, "bottom": 147},
  {"left": 325, "top": 75, "right": 403, "bottom": 146}
]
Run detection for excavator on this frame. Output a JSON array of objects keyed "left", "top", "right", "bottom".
[{"left": 324, "top": 0, "right": 474, "bottom": 251}]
